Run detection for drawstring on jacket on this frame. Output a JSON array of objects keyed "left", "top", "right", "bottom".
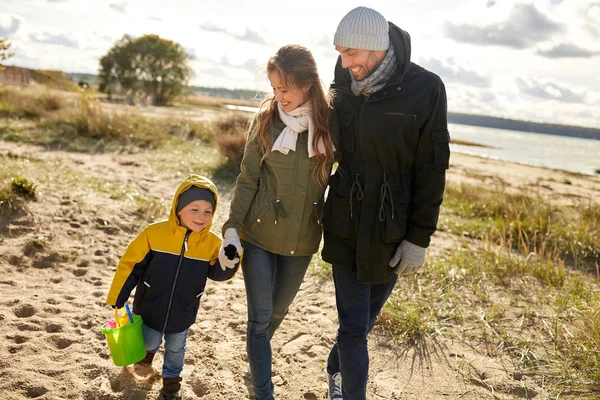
[
  {"left": 274, "top": 198, "right": 287, "bottom": 224},
  {"left": 312, "top": 201, "right": 321, "bottom": 225},
  {"left": 378, "top": 172, "right": 395, "bottom": 222},
  {"left": 348, "top": 173, "right": 364, "bottom": 218}
]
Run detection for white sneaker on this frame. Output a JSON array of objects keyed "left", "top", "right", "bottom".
[{"left": 327, "top": 372, "right": 343, "bottom": 400}]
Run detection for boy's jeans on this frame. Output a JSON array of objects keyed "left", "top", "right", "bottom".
[
  {"left": 142, "top": 323, "right": 189, "bottom": 378},
  {"left": 326, "top": 265, "right": 398, "bottom": 400},
  {"left": 242, "top": 241, "right": 312, "bottom": 400}
]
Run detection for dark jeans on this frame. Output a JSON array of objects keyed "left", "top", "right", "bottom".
[
  {"left": 326, "top": 264, "right": 398, "bottom": 400},
  {"left": 242, "top": 241, "right": 312, "bottom": 400}
]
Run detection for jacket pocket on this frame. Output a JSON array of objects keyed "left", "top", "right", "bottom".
[
  {"left": 133, "top": 276, "right": 150, "bottom": 310},
  {"left": 246, "top": 202, "right": 270, "bottom": 231},
  {"left": 323, "top": 174, "right": 357, "bottom": 239},
  {"left": 338, "top": 113, "right": 355, "bottom": 153},
  {"left": 431, "top": 129, "right": 450, "bottom": 169},
  {"left": 384, "top": 111, "right": 419, "bottom": 120},
  {"left": 381, "top": 186, "right": 410, "bottom": 243}
]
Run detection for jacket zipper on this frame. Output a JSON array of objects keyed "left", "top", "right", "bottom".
[{"left": 162, "top": 229, "right": 191, "bottom": 334}]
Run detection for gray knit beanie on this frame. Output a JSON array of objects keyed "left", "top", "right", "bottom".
[
  {"left": 334, "top": 6, "right": 389, "bottom": 51},
  {"left": 176, "top": 186, "right": 215, "bottom": 214}
]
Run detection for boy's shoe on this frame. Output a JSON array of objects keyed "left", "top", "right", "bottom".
[
  {"left": 327, "top": 372, "right": 343, "bottom": 400},
  {"left": 136, "top": 352, "right": 156, "bottom": 365},
  {"left": 161, "top": 376, "right": 182, "bottom": 400},
  {"left": 160, "top": 391, "right": 181, "bottom": 400}
]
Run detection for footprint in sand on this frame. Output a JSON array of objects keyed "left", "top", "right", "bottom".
[
  {"left": 45, "top": 323, "right": 62, "bottom": 333},
  {"left": 32, "top": 253, "right": 61, "bottom": 269},
  {"left": 9, "top": 334, "right": 29, "bottom": 344},
  {"left": 8, "top": 345, "right": 23, "bottom": 354},
  {"left": 190, "top": 378, "right": 209, "bottom": 396},
  {"left": 16, "top": 322, "right": 42, "bottom": 332},
  {"left": 26, "top": 386, "right": 48, "bottom": 398},
  {"left": 50, "top": 336, "right": 74, "bottom": 350},
  {"left": 73, "top": 268, "right": 88, "bottom": 276},
  {"left": 8, "top": 255, "right": 23, "bottom": 266},
  {"left": 14, "top": 303, "right": 37, "bottom": 318}
]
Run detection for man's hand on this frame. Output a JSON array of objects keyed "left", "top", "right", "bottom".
[
  {"left": 389, "top": 240, "right": 427, "bottom": 275},
  {"left": 218, "top": 228, "right": 243, "bottom": 271}
]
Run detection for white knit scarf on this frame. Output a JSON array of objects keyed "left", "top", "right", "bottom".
[{"left": 272, "top": 101, "right": 332, "bottom": 158}]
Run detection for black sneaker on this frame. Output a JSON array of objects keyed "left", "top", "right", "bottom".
[{"left": 327, "top": 372, "right": 343, "bottom": 400}]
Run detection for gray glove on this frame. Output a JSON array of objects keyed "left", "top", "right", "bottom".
[{"left": 389, "top": 240, "right": 427, "bottom": 275}]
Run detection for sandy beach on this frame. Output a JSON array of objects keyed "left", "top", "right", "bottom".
[{"left": 1, "top": 133, "right": 598, "bottom": 400}]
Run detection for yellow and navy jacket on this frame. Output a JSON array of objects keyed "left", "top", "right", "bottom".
[{"left": 106, "top": 175, "right": 238, "bottom": 334}]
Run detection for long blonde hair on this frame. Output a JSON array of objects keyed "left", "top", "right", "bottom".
[{"left": 248, "top": 45, "right": 334, "bottom": 182}]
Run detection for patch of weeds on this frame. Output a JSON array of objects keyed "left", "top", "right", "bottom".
[
  {"left": 24, "top": 238, "right": 46, "bottom": 257},
  {"left": 379, "top": 294, "right": 446, "bottom": 370},
  {"left": 429, "top": 245, "right": 600, "bottom": 394},
  {"left": 11, "top": 177, "right": 36, "bottom": 199},
  {"left": 214, "top": 114, "right": 249, "bottom": 167},
  {"left": 135, "top": 195, "right": 168, "bottom": 224},
  {"left": 443, "top": 182, "right": 599, "bottom": 270}
]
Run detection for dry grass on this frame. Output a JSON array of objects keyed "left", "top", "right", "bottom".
[
  {"left": 213, "top": 114, "right": 250, "bottom": 168},
  {"left": 378, "top": 181, "right": 600, "bottom": 397},
  {"left": 0, "top": 86, "right": 65, "bottom": 118},
  {"left": 175, "top": 94, "right": 260, "bottom": 109},
  {"left": 442, "top": 182, "right": 599, "bottom": 269},
  {"left": 0, "top": 86, "right": 221, "bottom": 152}
]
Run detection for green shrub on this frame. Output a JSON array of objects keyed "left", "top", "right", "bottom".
[{"left": 11, "top": 177, "right": 36, "bottom": 198}]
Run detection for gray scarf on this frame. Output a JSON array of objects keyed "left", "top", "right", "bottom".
[{"left": 350, "top": 45, "right": 397, "bottom": 97}]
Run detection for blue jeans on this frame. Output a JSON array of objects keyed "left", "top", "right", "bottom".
[
  {"left": 242, "top": 241, "right": 312, "bottom": 400},
  {"left": 326, "top": 265, "right": 398, "bottom": 400},
  {"left": 142, "top": 323, "right": 188, "bottom": 378}
]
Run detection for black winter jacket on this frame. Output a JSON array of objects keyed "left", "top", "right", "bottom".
[{"left": 322, "top": 22, "right": 450, "bottom": 284}]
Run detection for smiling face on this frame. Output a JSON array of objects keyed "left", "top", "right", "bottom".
[
  {"left": 268, "top": 70, "right": 309, "bottom": 112},
  {"left": 335, "top": 46, "right": 387, "bottom": 81},
  {"left": 178, "top": 199, "right": 213, "bottom": 232}
]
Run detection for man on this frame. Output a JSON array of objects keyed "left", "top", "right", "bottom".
[{"left": 322, "top": 6, "right": 450, "bottom": 400}]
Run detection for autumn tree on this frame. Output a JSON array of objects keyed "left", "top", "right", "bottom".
[
  {"left": 1, "top": 38, "right": 14, "bottom": 62},
  {"left": 98, "top": 34, "right": 192, "bottom": 106}
]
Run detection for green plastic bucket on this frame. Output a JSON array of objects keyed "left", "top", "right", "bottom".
[{"left": 101, "top": 314, "right": 146, "bottom": 366}]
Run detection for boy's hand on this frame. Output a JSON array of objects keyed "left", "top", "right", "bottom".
[
  {"left": 223, "top": 228, "right": 243, "bottom": 258},
  {"left": 218, "top": 244, "right": 239, "bottom": 270}
]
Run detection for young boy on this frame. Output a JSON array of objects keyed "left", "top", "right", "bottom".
[{"left": 106, "top": 174, "right": 239, "bottom": 400}]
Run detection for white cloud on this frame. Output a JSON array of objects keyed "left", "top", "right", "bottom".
[
  {"left": 444, "top": 4, "right": 563, "bottom": 49},
  {"left": 537, "top": 43, "right": 599, "bottom": 58},
  {"left": 516, "top": 77, "right": 587, "bottom": 103},
  {"left": 418, "top": 57, "right": 491, "bottom": 87},
  {"left": 199, "top": 23, "right": 266, "bottom": 45},
  {"left": 1, "top": 0, "right": 599, "bottom": 128},
  {"left": 0, "top": 13, "right": 24, "bottom": 36},
  {"left": 109, "top": 2, "right": 127, "bottom": 13},
  {"left": 29, "top": 32, "right": 79, "bottom": 48}
]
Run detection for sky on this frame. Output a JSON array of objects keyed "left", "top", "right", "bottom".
[{"left": 1, "top": 0, "right": 599, "bottom": 128}]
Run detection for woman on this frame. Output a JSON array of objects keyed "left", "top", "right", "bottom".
[{"left": 220, "top": 44, "right": 336, "bottom": 400}]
